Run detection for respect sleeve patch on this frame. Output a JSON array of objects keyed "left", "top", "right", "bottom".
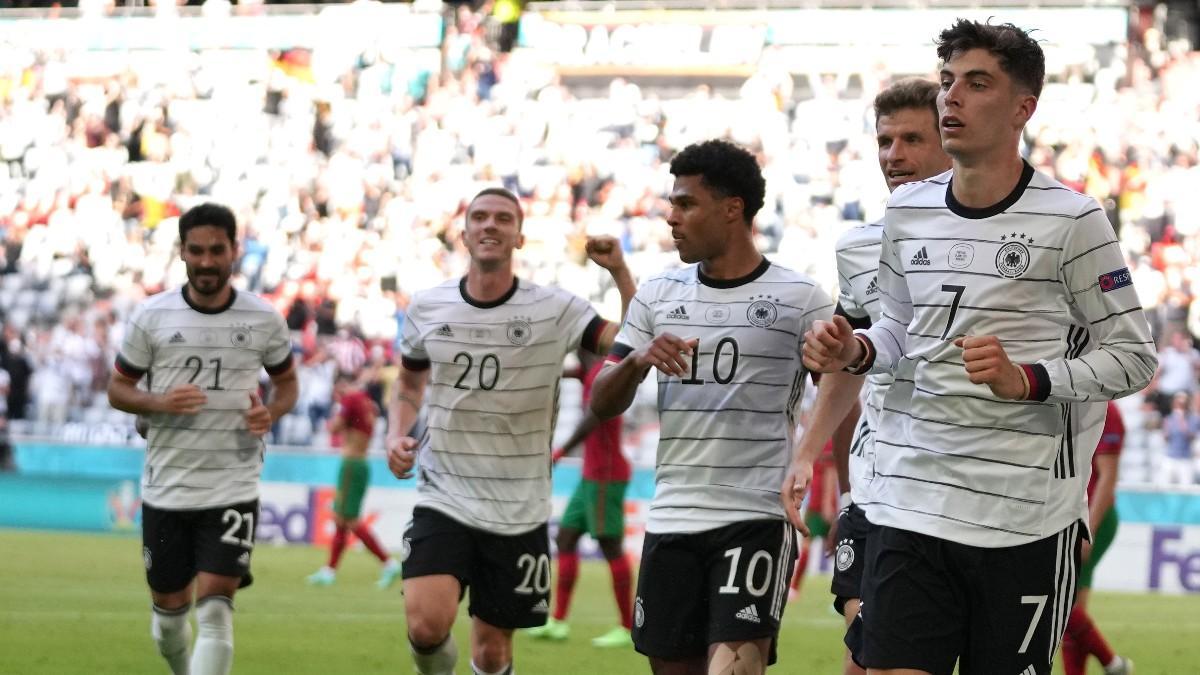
[{"left": 1097, "top": 268, "right": 1132, "bottom": 292}]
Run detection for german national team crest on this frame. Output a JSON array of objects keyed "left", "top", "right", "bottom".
[
  {"left": 143, "top": 546, "right": 153, "bottom": 570},
  {"left": 634, "top": 597, "right": 645, "bottom": 628},
  {"left": 995, "top": 233, "right": 1032, "bottom": 278},
  {"left": 746, "top": 296, "right": 778, "bottom": 328},
  {"left": 835, "top": 539, "right": 855, "bottom": 572},
  {"left": 506, "top": 318, "right": 532, "bottom": 345},
  {"left": 230, "top": 323, "right": 252, "bottom": 348}
]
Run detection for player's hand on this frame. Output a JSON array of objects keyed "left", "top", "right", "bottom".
[
  {"left": 585, "top": 235, "right": 626, "bottom": 271},
  {"left": 158, "top": 383, "right": 207, "bottom": 415},
  {"left": 954, "top": 335, "right": 1027, "bottom": 400},
  {"left": 244, "top": 392, "right": 272, "bottom": 437},
  {"left": 781, "top": 457, "right": 814, "bottom": 537},
  {"left": 633, "top": 333, "right": 698, "bottom": 377},
  {"left": 802, "top": 316, "right": 862, "bottom": 373},
  {"left": 386, "top": 435, "right": 418, "bottom": 479}
]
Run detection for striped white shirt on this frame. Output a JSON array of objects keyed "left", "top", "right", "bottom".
[
  {"left": 399, "top": 276, "right": 604, "bottom": 535},
  {"left": 833, "top": 220, "right": 888, "bottom": 506},
  {"left": 612, "top": 260, "right": 834, "bottom": 534},
  {"left": 116, "top": 288, "right": 293, "bottom": 510},
  {"left": 859, "top": 163, "right": 1157, "bottom": 547}
]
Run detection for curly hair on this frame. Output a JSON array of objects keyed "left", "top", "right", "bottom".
[
  {"left": 936, "top": 19, "right": 1045, "bottom": 98},
  {"left": 669, "top": 139, "right": 766, "bottom": 226},
  {"left": 179, "top": 202, "right": 237, "bottom": 245}
]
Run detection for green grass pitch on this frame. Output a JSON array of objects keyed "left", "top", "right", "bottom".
[{"left": 1, "top": 528, "right": 1197, "bottom": 674}]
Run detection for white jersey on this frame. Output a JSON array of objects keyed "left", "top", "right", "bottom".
[
  {"left": 612, "top": 260, "right": 834, "bottom": 534},
  {"left": 116, "top": 288, "right": 293, "bottom": 510},
  {"left": 860, "top": 164, "right": 1157, "bottom": 547},
  {"left": 399, "top": 276, "right": 603, "bottom": 535},
  {"left": 833, "top": 220, "right": 888, "bottom": 506}
]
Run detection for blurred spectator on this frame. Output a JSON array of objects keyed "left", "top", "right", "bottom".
[{"left": 1160, "top": 392, "right": 1199, "bottom": 484}]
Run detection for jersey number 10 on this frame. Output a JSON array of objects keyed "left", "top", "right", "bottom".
[{"left": 682, "top": 337, "right": 740, "bottom": 385}]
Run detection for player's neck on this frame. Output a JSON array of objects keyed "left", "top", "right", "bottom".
[
  {"left": 699, "top": 235, "right": 764, "bottom": 281},
  {"left": 949, "top": 152, "right": 1026, "bottom": 209},
  {"left": 183, "top": 283, "right": 235, "bottom": 313},
  {"left": 463, "top": 264, "right": 517, "bottom": 305}
]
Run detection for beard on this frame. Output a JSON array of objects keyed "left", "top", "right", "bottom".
[{"left": 187, "top": 268, "right": 230, "bottom": 295}]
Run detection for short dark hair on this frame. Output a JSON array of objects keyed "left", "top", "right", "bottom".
[
  {"left": 936, "top": 19, "right": 1045, "bottom": 98},
  {"left": 669, "top": 139, "right": 765, "bottom": 226},
  {"left": 179, "top": 202, "right": 237, "bottom": 246},
  {"left": 874, "top": 78, "right": 940, "bottom": 133},
  {"left": 468, "top": 187, "right": 523, "bottom": 227}
]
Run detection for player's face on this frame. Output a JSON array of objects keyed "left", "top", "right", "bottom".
[
  {"left": 937, "top": 48, "right": 1037, "bottom": 160},
  {"left": 666, "top": 174, "right": 737, "bottom": 264},
  {"left": 181, "top": 225, "right": 237, "bottom": 297},
  {"left": 876, "top": 107, "right": 951, "bottom": 192},
  {"left": 463, "top": 195, "right": 524, "bottom": 266}
]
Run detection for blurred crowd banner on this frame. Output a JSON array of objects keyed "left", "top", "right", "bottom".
[{"left": 5, "top": 440, "right": 1200, "bottom": 595}]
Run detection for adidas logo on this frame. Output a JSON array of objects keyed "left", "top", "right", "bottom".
[
  {"left": 531, "top": 598, "right": 549, "bottom": 614},
  {"left": 865, "top": 277, "right": 880, "bottom": 295},
  {"left": 734, "top": 604, "right": 760, "bottom": 624},
  {"left": 168, "top": 332, "right": 186, "bottom": 344},
  {"left": 665, "top": 305, "right": 689, "bottom": 320},
  {"left": 910, "top": 246, "right": 931, "bottom": 266},
  {"left": 237, "top": 552, "right": 250, "bottom": 567},
  {"left": 435, "top": 324, "right": 454, "bottom": 337}
]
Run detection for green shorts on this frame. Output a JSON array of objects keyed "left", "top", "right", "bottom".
[
  {"left": 333, "top": 457, "right": 369, "bottom": 520},
  {"left": 805, "top": 510, "right": 831, "bottom": 539},
  {"left": 1079, "top": 507, "right": 1118, "bottom": 589},
  {"left": 560, "top": 479, "right": 628, "bottom": 539}
]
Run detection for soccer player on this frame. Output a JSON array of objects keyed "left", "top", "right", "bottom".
[
  {"left": 384, "top": 187, "right": 634, "bottom": 675},
  {"left": 527, "top": 350, "right": 634, "bottom": 648},
  {"left": 802, "top": 20, "right": 1157, "bottom": 675},
  {"left": 780, "top": 78, "right": 951, "bottom": 673},
  {"left": 1060, "top": 401, "right": 1133, "bottom": 675},
  {"left": 107, "top": 202, "right": 299, "bottom": 675},
  {"left": 590, "top": 139, "right": 833, "bottom": 675},
  {"left": 307, "top": 372, "right": 402, "bottom": 589}
]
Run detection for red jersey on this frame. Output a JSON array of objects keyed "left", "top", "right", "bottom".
[
  {"left": 1088, "top": 401, "right": 1124, "bottom": 500},
  {"left": 581, "top": 362, "right": 631, "bottom": 482},
  {"left": 338, "top": 389, "right": 376, "bottom": 436},
  {"left": 808, "top": 440, "right": 836, "bottom": 511}
]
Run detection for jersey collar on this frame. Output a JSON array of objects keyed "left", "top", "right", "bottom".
[
  {"left": 459, "top": 275, "right": 520, "bottom": 309},
  {"left": 182, "top": 285, "right": 238, "bottom": 314},
  {"left": 698, "top": 257, "right": 771, "bottom": 289},
  {"left": 945, "top": 160, "right": 1034, "bottom": 220}
]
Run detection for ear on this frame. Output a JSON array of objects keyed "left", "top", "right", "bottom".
[
  {"left": 515, "top": 231, "right": 526, "bottom": 250},
  {"left": 1015, "top": 93, "right": 1038, "bottom": 128},
  {"left": 726, "top": 195, "right": 745, "bottom": 224}
]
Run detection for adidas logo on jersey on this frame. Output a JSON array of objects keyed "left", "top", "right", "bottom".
[
  {"left": 735, "top": 604, "right": 760, "bottom": 624},
  {"left": 666, "top": 305, "right": 689, "bottom": 320},
  {"left": 865, "top": 277, "right": 880, "bottom": 295},
  {"left": 237, "top": 552, "right": 250, "bottom": 567},
  {"left": 531, "top": 598, "right": 549, "bottom": 614},
  {"left": 169, "top": 332, "right": 186, "bottom": 344},
  {"left": 910, "top": 247, "right": 931, "bottom": 266},
  {"left": 435, "top": 324, "right": 454, "bottom": 337}
]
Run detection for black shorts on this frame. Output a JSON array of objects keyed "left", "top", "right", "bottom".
[
  {"left": 830, "top": 503, "right": 873, "bottom": 616},
  {"left": 847, "top": 521, "right": 1083, "bottom": 675},
  {"left": 633, "top": 520, "right": 796, "bottom": 663},
  {"left": 401, "top": 507, "right": 551, "bottom": 630},
  {"left": 142, "top": 499, "right": 259, "bottom": 594}
]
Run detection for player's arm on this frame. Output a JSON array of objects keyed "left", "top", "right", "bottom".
[
  {"left": 264, "top": 366, "right": 299, "bottom": 425},
  {"left": 591, "top": 333, "right": 696, "bottom": 420},
  {"left": 585, "top": 235, "right": 637, "bottom": 354},
  {"left": 108, "top": 369, "right": 207, "bottom": 416},
  {"left": 553, "top": 410, "right": 603, "bottom": 462},
  {"left": 782, "top": 372, "right": 864, "bottom": 532},
  {"left": 385, "top": 361, "right": 429, "bottom": 479}
]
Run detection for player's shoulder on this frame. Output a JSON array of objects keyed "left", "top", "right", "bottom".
[
  {"left": 835, "top": 219, "right": 884, "bottom": 253},
  {"left": 1023, "top": 167, "right": 1103, "bottom": 217},
  {"left": 638, "top": 264, "right": 698, "bottom": 296},
  {"left": 407, "top": 277, "right": 462, "bottom": 311},
  {"left": 130, "top": 287, "right": 187, "bottom": 323},
  {"left": 886, "top": 169, "right": 951, "bottom": 208},
  {"left": 229, "top": 289, "right": 280, "bottom": 314},
  {"left": 761, "top": 261, "right": 817, "bottom": 288}
]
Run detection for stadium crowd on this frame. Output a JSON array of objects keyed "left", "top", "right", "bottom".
[{"left": 0, "top": 4, "right": 1197, "bottom": 485}]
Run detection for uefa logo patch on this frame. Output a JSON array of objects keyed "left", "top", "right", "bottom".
[
  {"left": 835, "top": 539, "right": 855, "bottom": 572},
  {"left": 634, "top": 597, "right": 645, "bottom": 628}
]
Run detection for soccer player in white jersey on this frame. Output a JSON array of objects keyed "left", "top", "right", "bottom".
[
  {"left": 803, "top": 20, "right": 1157, "bottom": 675},
  {"left": 591, "top": 139, "right": 833, "bottom": 675},
  {"left": 384, "top": 187, "right": 634, "bottom": 675},
  {"left": 107, "top": 203, "right": 299, "bottom": 675},
  {"left": 781, "top": 78, "right": 951, "bottom": 675}
]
